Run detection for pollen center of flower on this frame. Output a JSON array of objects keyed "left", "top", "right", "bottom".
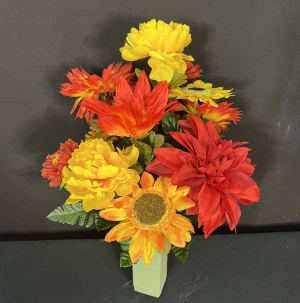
[
  {"left": 133, "top": 193, "right": 166, "bottom": 225},
  {"left": 186, "top": 88, "right": 211, "bottom": 97}
]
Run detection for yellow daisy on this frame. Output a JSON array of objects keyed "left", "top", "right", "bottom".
[
  {"left": 120, "top": 19, "right": 194, "bottom": 83},
  {"left": 100, "top": 172, "right": 195, "bottom": 265},
  {"left": 169, "top": 80, "right": 234, "bottom": 107}
]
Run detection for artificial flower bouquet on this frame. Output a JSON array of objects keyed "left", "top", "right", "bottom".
[{"left": 42, "top": 19, "right": 260, "bottom": 298}]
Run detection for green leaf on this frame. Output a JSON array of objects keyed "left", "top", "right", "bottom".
[
  {"left": 131, "top": 139, "right": 153, "bottom": 165},
  {"left": 172, "top": 241, "right": 191, "bottom": 263},
  {"left": 135, "top": 68, "right": 142, "bottom": 78},
  {"left": 120, "top": 238, "right": 133, "bottom": 267},
  {"left": 89, "top": 119, "right": 103, "bottom": 133},
  {"left": 168, "top": 72, "right": 187, "bottom": 88},
  {"left": 120, "top": 251, "right": 132, "bottom": 268},
  {"left": 161, "top": 112, "right": 182, "bottom": 135},
  {"left": 153, "top": 134, "right": 164, "bottom": 150},
  {"left": 130, "top": 161, "right": 144, "bottom": 174},
  {"left": 120, "top": 238, "right": 131, "bottom": 251},
  {"left": 47, "top": 202, "right": 96, "bottom": 227},
  {"left": 95, "top": 215, "right": 118, "bottom": 231}
]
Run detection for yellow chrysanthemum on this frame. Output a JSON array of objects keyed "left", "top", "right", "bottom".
[
  {"left": 62, "top": 138, "right": 140, "bottom": 212},
  {"left": 120, "top": 19, "right": 194, "bottom": 83},
  {"left": 169, "top": 80, "right": 234, "bottom": 107},
  {"left": 100, "top": 172, "right": 195, "bottom": 265}
]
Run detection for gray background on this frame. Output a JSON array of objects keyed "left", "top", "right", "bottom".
[{"left": 0, "top": 0, "right": 300, "bottom": 237}]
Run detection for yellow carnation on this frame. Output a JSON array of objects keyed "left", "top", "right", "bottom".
[
  {"left": 62, "top": 138, "right": 140, "bottom": 212},
  {"left": 120, "top": 19, "right": 194, "bottom": 83}
]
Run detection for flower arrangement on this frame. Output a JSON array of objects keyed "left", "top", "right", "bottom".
[{"left": 42, "top": 19, "right": 260, "bottom": 297}]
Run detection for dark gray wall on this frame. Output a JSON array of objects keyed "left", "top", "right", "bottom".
[{"left": 0, "top": 0, "right": 299, "bottom": 237}]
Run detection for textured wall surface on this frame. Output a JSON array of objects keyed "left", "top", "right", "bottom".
[{"left": 0, "top": 0, "right": 299, "bottom": 237}]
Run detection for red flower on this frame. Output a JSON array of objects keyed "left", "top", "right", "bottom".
[
  {"left": 60, "top": 63, "right": 134, "bottom": 120},
  {"left": 81, "top": 71, "right": 177, "bottom": 138},
  {"left": 41, "top": 139, "right": 78, "bottom": 187},
  {"left": 146, "top": 114, "right": 259, "bottom": 238},
  {"left": 195, "top": 102, "right": 241, "bottom": 132},
  {"left": 185, "top": 60, "right": 202, "bottom": 80}
]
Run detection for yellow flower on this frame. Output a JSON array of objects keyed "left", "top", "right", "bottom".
[
  {"left": 169, "top": 80, "right": 234, "bottom": 107},
  {"left": 62, "top": 138, "right": 140, "bottom": 212},
  {"left": 100, "top": 172, "right": 195, "bottom": 265},
  {"left": 120, "top": 19, "right": 194, "bottom": 83}
]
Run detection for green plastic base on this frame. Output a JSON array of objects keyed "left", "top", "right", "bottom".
[{"left": 132, "top": 242, "right": 170, "bottom": 298}]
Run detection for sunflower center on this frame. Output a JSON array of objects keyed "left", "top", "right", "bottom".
[{"left": 133, "top": 193, "right": 166, "bottom": 225}]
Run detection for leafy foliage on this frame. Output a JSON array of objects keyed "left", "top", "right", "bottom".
[
  {"left": 95, "top": 215, "right": 118, "bottom": 231},
  {"left": 120, "top": 239, "right": 133, "bottom": 268},
  {"left": 47, "top": 202, "right": 96, "bottom": 227},
  {"left": 172, "top": 241, "right": 191, "bottom": 263},
  {"left": 168, "top": 72, "right": 187, "bottom": 88},
  {"left": 161, "top": 112, "right": 182, "bottom": 135}
]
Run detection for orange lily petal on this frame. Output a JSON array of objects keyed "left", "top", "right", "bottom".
[
  {"left": 140, "top": 172, "right": 155, "bottom": 190},
  {"left": 129, "top": 230, "right": 145, "bottom": 263},
  {"left": 99, "top": 208, "right": 128, "bottom": 221}
]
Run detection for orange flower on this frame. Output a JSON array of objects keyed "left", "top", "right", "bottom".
[
  {"left": 185, "top": 60, "right": 202, "bottom": 80},
  {"left": 100, "top": 172, "right": 195, "bottom": 264},
  {"left": 41, "top": 139, "right": 78, "bottom": 187},
  {"left": 60, "top": 63, "right": 134, "bottom": 119},
  {"left": 81, "top": 71, "right": 177, "bottom": 138},
  {"left": 195, "top": 102, "right": 241, "bottom": 132}
]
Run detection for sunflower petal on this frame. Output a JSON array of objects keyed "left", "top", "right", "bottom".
[
  {"left": 172, "top": 196, "right": 195, "bottom": 211},
  {"left": 151, "top": 232, "right": 166, "bottom": 252},
  {"left": 163, "top": 225, "right": 190, "bottom": 247},
  {"left": 140, "top": 172, "right": 155, "bottom": 190},
  {"left": 99, "top": 207, "right": 128, "bottom": 221},
  {"left": 105, "top": 222, "right": 133, "bottom": 242},
  {"left": 142, "top": 236, "right": 155, "bottom": 265},
  {"left": 172, "top": 214, "right": 195, "bottom": 233},
  {"left": 129, "top": 230, "right": 146, "bottom": 263}
]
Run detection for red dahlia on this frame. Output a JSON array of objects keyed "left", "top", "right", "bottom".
[
  {"left": 185, "top": 60, "right": 202, "bottom": 80},
  {"left": 146, "top": 114, "right": 260, "bottom": 238},
  {"left": 41, "top": 139, "right": 78, "bottom": 187}
]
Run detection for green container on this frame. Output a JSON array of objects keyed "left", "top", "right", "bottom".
[{"left": 132, "top": 241, "right": 171, "bottom": 298}]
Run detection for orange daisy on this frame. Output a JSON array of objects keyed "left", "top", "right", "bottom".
[
  {"left": 195, "top": 102, "right": 241, "bottom": 132},
  {"left": 60, "top": 63, "right": 134, "bottom": 119},
  {"left": 100, "top": 172, "right": 195, "bottom": 264}
]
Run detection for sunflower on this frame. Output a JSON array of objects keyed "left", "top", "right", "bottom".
[
  {"left": 169, "top": 80, "right": 233, "bottom": 107},
  {"left": 100, "top": 172, "right": 195, "bottom": 264},
  {"left": 120, "top": 19, "right": 194, "bottom": 82}
]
